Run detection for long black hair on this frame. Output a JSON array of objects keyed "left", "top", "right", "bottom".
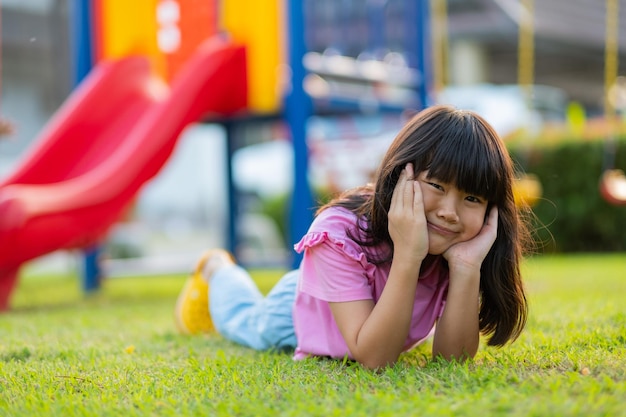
[{"left": 318, "top": 105, "right": 532, "bottom": 346}]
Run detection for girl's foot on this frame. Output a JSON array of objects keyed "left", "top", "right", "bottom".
[{"left": 174, "top": 249, "right": 234, "bottom": 334}]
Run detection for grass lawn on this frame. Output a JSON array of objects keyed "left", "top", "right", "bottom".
[{"left": 0, "top": 253, "right": 624, "bottom": 416}]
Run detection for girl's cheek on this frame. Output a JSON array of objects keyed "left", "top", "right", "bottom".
[{"left": 471, "top": 214, "right": 487, "bottom": 237}]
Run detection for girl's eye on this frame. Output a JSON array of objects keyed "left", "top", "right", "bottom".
[
  {"left": 428, "top": 182, "right": 444, "bottom": 191},
  {"left": 466, "top": 195, "right": 484, "bottom": 204}
]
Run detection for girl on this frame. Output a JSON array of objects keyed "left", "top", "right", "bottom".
[{"left": 175, "top": 105, "right": 531, "bottom": 369}]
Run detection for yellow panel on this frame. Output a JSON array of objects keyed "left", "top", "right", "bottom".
[
  {"left": 221, "top": 0, "right": 284, "bottom": 113},
  {"left": 99, "top": 0, "right": 166, "bottom": 78}
]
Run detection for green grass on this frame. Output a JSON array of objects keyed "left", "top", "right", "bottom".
[{"left": 1, "top": 254, "right": 624, "bottom": 416}]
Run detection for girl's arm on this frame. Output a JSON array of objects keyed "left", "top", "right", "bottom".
[
  {"left": 329, "top": 258, "right": 422, "bottom": 369},
  {"left": 433, "top": 206, "right": 499, "bottom": 360},
  {"left": 330, "top": 164, "right": 428, "bottom": 369},
  {"left": 431, "top": 263, "right": 480, "bottom": 360}
]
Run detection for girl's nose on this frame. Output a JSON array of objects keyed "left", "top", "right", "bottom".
[{"left": 437, "top": 198, "right": 459, "bottom": 223}]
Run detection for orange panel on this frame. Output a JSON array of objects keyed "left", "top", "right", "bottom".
[{"left": 159, "top": 0, "right": 218, "bottom": 80}]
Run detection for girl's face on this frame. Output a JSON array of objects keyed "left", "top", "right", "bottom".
[{"left": 416, "top": 171, "right": 489, "bottom": 255}]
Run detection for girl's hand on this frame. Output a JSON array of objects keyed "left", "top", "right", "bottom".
[
  {"left": 388, "top": 163, "right": 429, "bottom": 264},
  {"left": 443, "top": 205, "right": 498, "bottom": 273}
]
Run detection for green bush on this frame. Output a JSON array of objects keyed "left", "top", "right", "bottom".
[{"left": 510, "top": 136, "right": 626, "bottom": 252}]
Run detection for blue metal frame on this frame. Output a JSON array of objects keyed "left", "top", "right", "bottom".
[
  {"left": 72, "top": 0, "right": 93, "bottom": 84},
  {"left": 285, "top": 0, "right": 315, "bottom": 269},
  {"left": 416, "top": 0, "right": 432, "bottom": 107}
]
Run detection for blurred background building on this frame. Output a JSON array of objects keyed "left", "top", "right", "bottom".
[{"left": 444, "top": 0, "right": 626, "bottom": 112}]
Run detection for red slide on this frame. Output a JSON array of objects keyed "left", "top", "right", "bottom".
[{"left": 0, "top": 36, "right": 247, "bottom": 309}]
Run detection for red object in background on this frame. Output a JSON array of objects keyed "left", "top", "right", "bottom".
[
  {"left": 599, "top": 169, "right": 626, "bottom": 206},
  {"left": 0, "top": 37, "right": 247, "bottom": 310}
]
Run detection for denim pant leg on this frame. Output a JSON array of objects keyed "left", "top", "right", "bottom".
[{"left": 209, "top": 265, "right": 298, "bottom": 351}]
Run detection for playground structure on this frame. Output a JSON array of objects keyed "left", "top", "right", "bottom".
[{"left": 0, "top": 0, "right": 430, "bottom": 310}]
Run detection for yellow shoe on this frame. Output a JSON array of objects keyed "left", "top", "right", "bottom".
[{"left": 174, "top": 249, "right": 234, "bottom": 335}]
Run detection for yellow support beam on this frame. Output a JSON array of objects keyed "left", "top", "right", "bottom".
[{"left": 221, "top": 0, "right": 284, "bottom": 113}]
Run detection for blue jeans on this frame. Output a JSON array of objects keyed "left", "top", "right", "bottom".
[{"left": 209, "top": 265, "right": 298, "bottom": 351}]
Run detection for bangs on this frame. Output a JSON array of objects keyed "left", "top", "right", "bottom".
[{"left": 421, "top": 116, "right": 507, "bottom": 202}]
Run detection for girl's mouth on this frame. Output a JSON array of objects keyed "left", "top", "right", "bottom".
[{"left": 427, "top": 222, "right": 457, "bottom": 236}]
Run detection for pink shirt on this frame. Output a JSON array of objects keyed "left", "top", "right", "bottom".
[{"left": 292, "top": 206, "right": 449, "bottom": 360}]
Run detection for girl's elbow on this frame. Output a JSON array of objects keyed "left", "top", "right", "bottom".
[
  {"left": 359, "top": 357, "right": 397, "bottom": 370},
  {"left": 352, "top": 350, "right": 399, "bottom": 370},
  {"left": 432, "top": 346, "right": 477, "bottom": 362},
  {"left": 432, "top": 330, "right": 480, "bottom": 361}
]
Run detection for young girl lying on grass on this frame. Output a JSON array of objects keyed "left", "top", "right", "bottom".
[{"left": 175, "top": 104, "right": 532, "bottom": 369}]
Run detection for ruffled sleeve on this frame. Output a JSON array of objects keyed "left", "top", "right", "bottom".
[
  {"left": 293, "top": 208, "right": 378, "bottom": 302},
  {"left": 295, "top": 231, "right": 373, "bottom": 271}
]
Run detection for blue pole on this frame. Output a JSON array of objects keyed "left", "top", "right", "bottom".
[
  {"left": 285, "top": 0, "right": 314, "bottom": 269},
  {"left": 82, "top": 246, "right": 102, "bottom": 293},
  {"left": 415, "top": 0, "right": 431, "bottom": 108},
  {"left": 224, "top": 121, "right": 238, "bottom": 257},
  {"left": 72, "top": 0, "right": 100, "bottom": 292},
  {"left": 72, "top": 0, "right": 93, "bottom": 84}
]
